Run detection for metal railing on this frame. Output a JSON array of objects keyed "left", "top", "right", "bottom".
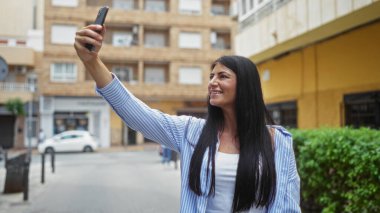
[
  {"left": 239, "top": 0, "right": 293, "bottom": 30},
  {"left": 0, "top": 82, "right": 34, "bottom": 92}
]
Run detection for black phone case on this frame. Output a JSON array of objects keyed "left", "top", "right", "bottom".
[{"left": 85, "top": 6, "right": 109, "bottom": 51}]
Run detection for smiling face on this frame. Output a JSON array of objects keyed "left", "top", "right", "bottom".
[{"left": 208, "top": 63, "right": 237, "bottom": 110}]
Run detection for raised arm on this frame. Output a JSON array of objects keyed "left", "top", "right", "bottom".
[
  {"left": 74, "top": 24, "right": 204, "bottom": 152},
  {"left": 74, "top": 24, "right": 112, "bottom": 88}
]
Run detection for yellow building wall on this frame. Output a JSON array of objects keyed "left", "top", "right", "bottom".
[
  {"left": 110, "top": 110, "right": 123, "bottom": 146},
  {"left": 258, "top": 20, "right": 380, "bottom": 129},
  {"left": 258, "top": 52, "right": 302, "bottom": 102}
]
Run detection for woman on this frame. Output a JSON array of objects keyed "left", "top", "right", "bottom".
[{"left": 74, "top": 25, "right": 300, "bottom": 213}]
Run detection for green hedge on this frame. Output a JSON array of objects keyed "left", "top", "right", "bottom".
[{"left": 289, "top": 127, "right": 380, "bottom": 213}]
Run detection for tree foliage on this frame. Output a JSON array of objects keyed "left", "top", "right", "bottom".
[{"left": 5, "top": 98, "right": 25, "bottom": 116}]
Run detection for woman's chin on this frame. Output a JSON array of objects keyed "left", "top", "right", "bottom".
[{"left": 209, "top": 101, "right": 220, "bottom": 107}]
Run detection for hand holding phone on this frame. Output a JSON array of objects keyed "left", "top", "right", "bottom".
[{"left": 85, "top": 6, "right": 109, "bottom": 51}]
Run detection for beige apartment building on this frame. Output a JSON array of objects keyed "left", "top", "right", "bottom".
[
  {"left": 0, "top": 0, "right": 44, "bottom": 149},
  {"left": 41, "top": 0, "right": 236, "bottom": 147}
]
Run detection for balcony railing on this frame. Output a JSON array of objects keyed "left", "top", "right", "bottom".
[{"left": 0, "top": 82, "right": 35, "bottom": 92}]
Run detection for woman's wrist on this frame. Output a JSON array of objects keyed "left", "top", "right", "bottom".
[{"left": 83, "top": 57, "right": 113, "bottom": 88}]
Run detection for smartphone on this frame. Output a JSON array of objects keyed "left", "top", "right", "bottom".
[{"left": 85, "top": 6, "right": 109, "bottom": 51}]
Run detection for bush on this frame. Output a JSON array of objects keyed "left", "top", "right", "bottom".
[{"left": 290, "top": 127, "right": 380, "bottom": 213}]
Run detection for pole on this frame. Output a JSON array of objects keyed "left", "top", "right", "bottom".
[
  {"left": 28, "top": 97, "right": 32, "bottom": 157},
  {"left": 41, "top": 153, "right": 45, "bottom": 184},
  {"left": 27, "top": 82, "right": 35, "bottom": 158},
  {"left": 23, "top": 159, "right": 29, "bottom": 201},
  {"left": 51, "top": 152, "right": 55, "bottom": 173}
]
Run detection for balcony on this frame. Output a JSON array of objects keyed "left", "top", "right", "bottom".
[
  {"left": 0, "top": 82, "right": 34, "bottom": 103},
  {"left": 211, "top": 30, "right": 231, "bottom": 50},
  {"left": 0, "top": 45, "right": 35, "bottom": 66},
  {"left": 0, "top": 82, "right": 34, "bottom": 92},
  {"left": 144, "top": 0, "right": 169, "bottom": 12},
  {"left": 144, "top": 27, "right": 170, "bottom": 48},
  {"left": 211, "top": 0, "right": 231, "bottom": 16},
  {"left": 86, "top": 0, "right": 139, "bottom": 10},
  {"left": 101, "top": 25, "right": 139, "bottom": 47}
]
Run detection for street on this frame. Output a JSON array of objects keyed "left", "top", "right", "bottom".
[{"left": 0, "top": 149, "right": 181, "bottom": 213}]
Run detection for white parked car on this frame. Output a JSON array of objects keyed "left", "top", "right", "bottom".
[{"left": 38, "top": 130, "right": 98, "bottom": 153}]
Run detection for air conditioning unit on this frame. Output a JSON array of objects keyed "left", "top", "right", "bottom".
[{"left": 14, "top": 65, "right": 27, "bottom": 74}]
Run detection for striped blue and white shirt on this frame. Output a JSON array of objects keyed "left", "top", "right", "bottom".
[{"left": 96, "top": 75, "right": 301, "bottom": 213}]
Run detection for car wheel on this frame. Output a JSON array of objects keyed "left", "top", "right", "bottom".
[
  {"left": 45, "top": 147, "right": 54, "bottom": 154},
  {"left": 83, "top": 146, "right": 93, "bottom": 152}
]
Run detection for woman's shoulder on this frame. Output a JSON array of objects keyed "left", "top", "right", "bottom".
[
  {"left": 183, "top": 116, "right": 206, "bottom": 146},
  {"left": 267, "top": 125, "right": 292, "bottom": 137},
  {"left": 267, "top": 125, "right": 293, "bottom": 151}
]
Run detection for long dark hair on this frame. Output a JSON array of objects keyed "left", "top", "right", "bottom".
[{"left": 189, "top": 55, "right": 276, "bottom": 212}]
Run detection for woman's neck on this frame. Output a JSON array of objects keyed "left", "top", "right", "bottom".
[
  {"left": 219, "top": 108, "right": 239, "bottom": 154},
  {"left": 222, "top": 108, "right": 237, "bottom": 135}
]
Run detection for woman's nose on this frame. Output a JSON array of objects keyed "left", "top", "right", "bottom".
[{"left": 209, "top": 76, "right": 217, "bottom": 85}]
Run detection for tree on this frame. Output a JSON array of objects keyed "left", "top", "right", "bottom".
[{"left": 5, "top": 98, "right": 25, "bottom": 149}]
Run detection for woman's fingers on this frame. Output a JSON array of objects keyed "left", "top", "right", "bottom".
[
  {"left": 76, "top": 36, "right": 101, "bottom": 49},
  {"left": 100, "top": 25, "right": 106, "bottom": 37},
  {"left": 75, "top": 25, "right": 104, "bottom": 53},
  {"left": 76, "top": 25, "right": 104, "bottom": 43},
  {"left": 76, "top": 27, "right": 103, "bottom": 42},
  {"left": 74, "top": 25, "right": 105, "bottom": 61}
]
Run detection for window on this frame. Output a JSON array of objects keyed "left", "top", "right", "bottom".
[
  {"left": 179, "top": 67, "right": 202, "bottom": 85},
  {"left": 112, "top": 66, "right": 136, "bottom": 83},
  {"left": 113, "top": 32, "right": 133, "bottom": 46},
  {"left": 27, "top": 73, "right": 37, "bottom": 91},
  {"left": 344, "top": 91, "right": 380, "bottom": 129},
  {"left": 51, "top": 25, "right": 77, "bottom": 45},
  {"left": 52, "top": 0, "right": 78, "bottom": 7},
  {"left": 267, "top": 101, "right": 297, "bottom": 128},
  {"left": 61, "top": 134, "right": 82, "bottom": 140},
  {"left": 211, "top": 0, "right": 230, "bottom": 15},
  {"left": 239, "top": 0, "right": 270, "bottom": 18},
  {"left": 144, "top": 67, "right": 165, "bottom": 84},
  {"left": 145, "top": 0, "right": 168, "bottom": 12},
  {"left": 112, "top": 0, "right": 137, "bottom": 10},
  {"left": 144, "top": 64, "right": 168, "bottom": 84},
  {"left": 240, "top": 0, "right": 247, "bottom": 15},
  {"left": 144, "top": 29, "right": 168, "bottom": 48},
  {"left": 54, "top": 112, "right": 88, "bottom": 134},
  {"left": 210, "top": 30, "right": 231, "bottom": 50},
  {"left": 50, "top": 63, "right": 77, "bottom": 82},
  {"left": 179, "top": 32, "right": 202, "bottom": 49},
  {"left": 101, "top": 25, "right": 139, "bottom": 46},
  {"left": 179, "top": 0, "right": 201, "bottom": 15},
  {"left": 249, "top": 0, "right": 254, "bottom": 10}
]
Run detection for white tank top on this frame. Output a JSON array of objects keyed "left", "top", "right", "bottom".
[{"left": 205, "top": 152, "right": 265, "bottom": 213}]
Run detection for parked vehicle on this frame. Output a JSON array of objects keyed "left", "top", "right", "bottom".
[{"left": 38, "top": 130, "right": 98, "bottom": 153}]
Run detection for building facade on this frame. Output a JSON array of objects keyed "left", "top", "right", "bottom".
[
  {"left": 42, "top": 0, "right": 236, "bottom": 147},
  {"left": 0, "top": 0, "right": 44, "bottom": 148},
  {"left": 236, "top": 0, "right": 380, "bottom": 129}
]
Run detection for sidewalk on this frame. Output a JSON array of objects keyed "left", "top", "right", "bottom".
[
  {"left": 0, "top": 156, "right": 45, "bottom": 213},
  {"left": 0, "top": 143, "right": 161, "bottom": 213},
  {"left": 98, "top": 142, "right": 160, "bottom": 153}
]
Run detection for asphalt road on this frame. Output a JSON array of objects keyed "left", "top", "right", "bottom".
[{"left": 0, "top": 150, "right": 181, "bottom": 213}]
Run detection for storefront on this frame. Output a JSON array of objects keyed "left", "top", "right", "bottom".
[{"left": 39, "top": 96, "right": 111, "bottom": 148}]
